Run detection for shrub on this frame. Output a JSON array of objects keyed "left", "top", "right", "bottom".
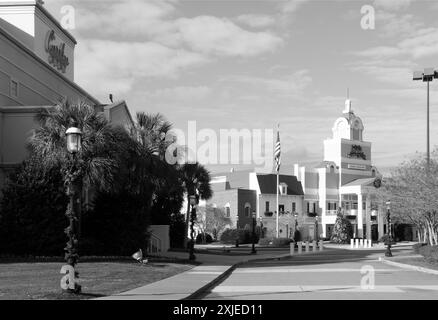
[
  {"left": 272, "top": 238, "right": 293, "bottom": 247},
  {"left": 418, "top": 245, "right": 438, "bottom": 262},
  {"left": 196, "top": 233, "right": 213, "bottom": 244},
  {"left": 170, "top": 213, "right": 186, "bottom": 249},
  {"left": 258, "top": 238, "right": 272, "bottom": 246},
  {"left": 413, "top": 243, "right": 427, "bottom": 254},
  {"left": 293, "top": 230, "right": 302, "bottom": 242},
  {"left": 379, "top": 235, "right": 396, "bottom": 245},
  {"left": 220, "top": 229, "right": 259, "bottom": 244}
]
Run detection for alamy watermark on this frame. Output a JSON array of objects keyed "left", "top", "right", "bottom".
[{"left": 165, "top": 121, "right": 275, "bottom": 171}]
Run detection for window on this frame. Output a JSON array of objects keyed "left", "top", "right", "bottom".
[
  {"left": 10, "top": 80, "right": 18, "bottom": 97},
  {"left": 327, "top": 202, "right": 331, "bottom": 210},
  {"left": 225, "top": 203, "right": 231, "bottom": 217},
  {"left": 313, "top": 203, "right": 316, "bottom": 213},
  {"left": 334, "top": 203, "right": 337, "bottom": 210},
  {"left": 307, "top": 202, "right": 310, "bottom": 213},
  {"left": 279, "top": 183, "right": 287, "bottom": 195},
  {"left": 265, "top": 201, "right": 270, "bottom": 212},
  {"left": 244, "top": 203, "right": 251, "bottom": 217},
  {"left": 292, "top": 202, "right": 296, "bottom": 213},
  {"left": 279, "top": 205, "right": 285, "bottom": 213}
]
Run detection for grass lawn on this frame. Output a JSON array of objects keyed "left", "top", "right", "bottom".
[
  {"left": 0, "top": 261, "right": 194, "bottom": 300},
  {"left": 391, "top": 256, "right": 438, "bottom": 271}
]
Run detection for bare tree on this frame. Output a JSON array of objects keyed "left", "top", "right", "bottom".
[{"left": 380, "top": 149, "right": 438, "bottom": 245}]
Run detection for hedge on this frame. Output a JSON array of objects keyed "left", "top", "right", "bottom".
[
  {"left": 418, "top": 245, "right": 438, "bottom": 262},
  {"left": 413, "top": 243, "right": 427, "bottom": 254},
  {"left": 258, "top": 237, "right": 292, "bottom": 247},
  {"left": 220, "top": 229, "right": 259, "bottom": 244}
]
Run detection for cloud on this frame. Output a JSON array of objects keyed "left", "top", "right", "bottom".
[
  {"left": 279, "top": 0, "right": 311, "bottom": 14},
  {"left": 75, "top": 40, "right": 209, "bottom": 96},
  {"left": 176, "top": 16, "right": 283, "bottom": 57},
  {"left": 219, "top": 70, "right": 312, "bottom": 97},
  {"left": 236, "top": 14, "right": 276, "bottom": 28},
  {"left": 373, "top": 0, "right": 415, "bottom": 11},
  {"left": 144, "top": 86, "right": 212, "bottom": 101}
]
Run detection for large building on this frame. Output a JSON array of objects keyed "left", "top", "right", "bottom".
[
  {"left": 206, "top": 99, "right": 387, "bottom": 242},
  {"left": 0, "top": 0, "right": 134, "bottom": 192},
  {"left": 295, "top": 99, "right": 384, "bottom": 241}
]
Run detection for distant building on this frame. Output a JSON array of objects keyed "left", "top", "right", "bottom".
[
  {"left": 294, "top": 99, "right": 385, "bottom": 240},
  {"left": 0, "top": 0, "right": 134, "bottom": 193},
  {"left": 205, "top": 99, "right": 392, "bottom": 242}
]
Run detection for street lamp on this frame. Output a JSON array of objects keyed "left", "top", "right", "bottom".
[
  {"left": 385, "top": 200, "right": 393, "bottom": 257},
  {"left": 413, "top": 68, "right": 437, "bottom": 174},
  {"left": 63, "top": 126, "right": 82, "bottom": 293},
  {"left": 314, "top": 216, "right": 319, "bottom": 242},
  {"left": 293, "top": 212, "right": 298, "bottom": 241},
  {"left": 189, "top": 194, "right": 197, "bottom": 261},
  {"left": 251, "top": 211, "right": 257, "bottom": 254}
]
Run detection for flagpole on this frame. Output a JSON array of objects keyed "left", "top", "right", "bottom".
[{"left": 276, "top": 171, "right": 279, "bottom": 238}]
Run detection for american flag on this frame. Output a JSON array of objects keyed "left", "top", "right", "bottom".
[{"left": 274, "top": 127, "right": 281, "bottom": 173}]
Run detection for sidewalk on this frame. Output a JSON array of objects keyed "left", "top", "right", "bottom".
[{"left": 97, "top": 249, "right": 292, "bottom": 300}]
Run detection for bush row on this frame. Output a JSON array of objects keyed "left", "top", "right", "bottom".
[
  {"left": 418, "top": 245, "right": 438, "bottom": 262},
  {"left": 220, "top": 229, "right": 259, "bottom": 244}
]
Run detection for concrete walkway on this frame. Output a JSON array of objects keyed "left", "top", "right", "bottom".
[{"left": 97, "top": 249, "right": 292, "bottom": 300}]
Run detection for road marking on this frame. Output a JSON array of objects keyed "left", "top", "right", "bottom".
[
  {"left": 234, "top": 268, "right": 405, "bottom": 273},
  {"left": 212, "top": 285, "right": 438, "bottom": 293}
]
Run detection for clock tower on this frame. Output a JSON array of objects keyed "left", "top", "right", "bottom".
[{"left": 323, "top": 99, "right": 378, "bottom": 185}]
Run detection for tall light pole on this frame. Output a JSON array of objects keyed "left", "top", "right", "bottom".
[
  {"left": 413, "top": 68, "right": 437, "bottom": 174},
  {"left": 63, "top": 127, "right": 82, "bottom": 294},
  {"left": 189, "top": 194, "right": 197, "bottom": 261},
  {"left": 251, "top": 211, "right": 257, "bottom": 254},
  {"left": 385, "top": 200, "right": 393, "bottom": 257}
]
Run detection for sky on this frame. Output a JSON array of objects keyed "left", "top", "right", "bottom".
[{"left": 44, "top": 0, "right": 438, "bottom": 175}]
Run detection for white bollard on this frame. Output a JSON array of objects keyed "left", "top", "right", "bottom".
[
  {"left": 305, "top": 241, "right": 310, "bottom": 252},
  {"left": 298, "top": 242, "right": 303, "bottom": 254},
  {"left": 355, "top": 239, "right": 359, "bottom": 248},
  {"left": 368, "top": 239, "right": 372, "bottom": 248},
  {"left": 350, "top": 239, "right": 354, "bottom": 249},
  {"left": 290, "top": 243, "right": 294, "bottom": 255},
  {"left": 359, "top": 239, "right": 363, "bottom": 248},
  {"left": 319, "top": 240, "right": 324, "bottom": 251},
  {"left": 312, "top": 241, "right": 317, "bottom": 252}
]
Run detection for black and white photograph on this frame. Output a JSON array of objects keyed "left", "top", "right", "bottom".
[{"left": 0, "top": 0, "right": 438, "bottom": 309}]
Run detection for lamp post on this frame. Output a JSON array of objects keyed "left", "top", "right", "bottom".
[
  {"left": 293, "top": 212, "right": 298, "bottom": 241},
  {"left": 64, "top": 127, "right": 82, "bottom": 293},
  {"left": 251, "top": 211, "right": 257, "bottom": 254},
  {"left": 413, "top": 68, "right": 437, "bottom": 174},
  {"left": 189, "top": 195, "right": 197, "bottom": 261},
  {"left": 385, "top": 200, "right": 393, "bottom": 257},
  {"left": 314, "top": 216, "right": 319, "bottom": 242}
]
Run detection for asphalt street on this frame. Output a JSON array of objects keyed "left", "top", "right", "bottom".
[{"left": 203, "top": 248, "right": 438, "bottom": 300}]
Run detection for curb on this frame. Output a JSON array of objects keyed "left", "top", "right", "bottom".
[
  {"left": 183, "top": 250, "right": 326, "bottom": 300},
  {"left": 379, "top": 256, "right": 438, "bottom": 275}
]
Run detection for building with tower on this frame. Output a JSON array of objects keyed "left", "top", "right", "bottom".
[{"left": 294, "top": 99, "right": 384, "bottom": 241}]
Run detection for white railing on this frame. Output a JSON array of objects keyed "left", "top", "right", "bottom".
[{"left": 325, "top": 210, "right": 338, "bottom": 216}]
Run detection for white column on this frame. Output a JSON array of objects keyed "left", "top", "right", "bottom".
[
  {"left": 378, "top": 202, "right": 385, "bottom": 239},
  {"left": 366, "top": 195, "right": 371, "bottom": 241},
  {"left": 357, "top": 193, "right": 364, "bottom": 238}
]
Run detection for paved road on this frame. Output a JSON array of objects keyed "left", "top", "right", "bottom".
[{"left": 203, "top": 248, "right": 438, "bottom": 300}]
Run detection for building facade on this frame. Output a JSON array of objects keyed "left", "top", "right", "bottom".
[
  {"left": 0, "top": 0, "right": 134, "bottom": 193},
  {"left": 294, "top": 99, "right": 384, "bottom": 241}
]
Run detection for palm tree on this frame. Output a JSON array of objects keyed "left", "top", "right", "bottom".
[
  {"left": 29, "top": 100, "right": 128, "bottom": 277},
  {"left": 135, "top": 112, "right": 175, "bottom": 160},
  {"left": 179, "top": 162, "right": 213, "bottom": 248},
  {"left": 131, "top": 112, "right": 184, "bottom": 225}
]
